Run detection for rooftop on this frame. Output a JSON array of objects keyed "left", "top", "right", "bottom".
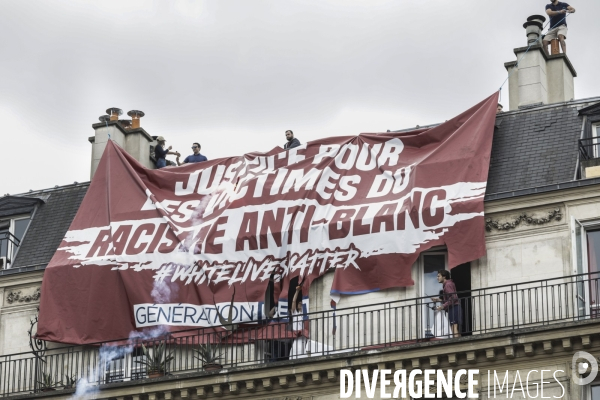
[{"left": 1, "top": 97, "right": 600, "bottom": 274}]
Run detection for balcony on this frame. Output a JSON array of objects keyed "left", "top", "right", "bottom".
[
  {"left": 579, "top": 138, "right": 600, "bottom": 179},
  {"left": 1, "top": 272, "right": 598, "bottom": 397},
  {"left": 0, "top": 231, "right": 20, "bottom": 269}
]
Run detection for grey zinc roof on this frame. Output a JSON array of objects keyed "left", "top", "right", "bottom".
[
  {"left": 393, "top": 98, "right": 600, "bottom": 196},
  {"left": 486, "top": 99, "right": 598, "bottom": 195},
  {"left": 10, "top": 183, "right": 89, "bottom": 270}
]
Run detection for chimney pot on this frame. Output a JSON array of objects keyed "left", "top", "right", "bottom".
[
  {"left": 527, "top": 14, "right": 547, "bottom": 24},
  {"left": 523, "top": 21, "right": 543, "bottom": 44},
  {"left": 127, "top": 110, "right": 145, "bottom": 129},
  {"left": 98, "top": 115, "right": 111, "bottom": 123},
  {"left": 106, "top": 107, "right": 123, "bottom": 121}
]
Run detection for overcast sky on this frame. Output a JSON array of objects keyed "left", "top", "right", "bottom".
[{"left": 1, "top": 0, "right": 598, "bottom": 195}]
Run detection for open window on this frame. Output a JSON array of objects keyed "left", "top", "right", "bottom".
[
  {"left": 420, "top": 252, "right": 447, "bottom": 338},
  {"left": 419, "top": 252, "right": 472, "bottom": 338},
  {"left": 0, "top": 215, "right": 30, "bottom": 269},
  {"left": 571, "top": 217, "right": 600, "bottom": 318}
]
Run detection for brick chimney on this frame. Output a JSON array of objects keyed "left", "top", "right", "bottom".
[
  {"left": 88, "top": 108, "right": 156, "bottom": 178},
  {"left": 504, "top": 15, "right": 577, "bottom": 110}
]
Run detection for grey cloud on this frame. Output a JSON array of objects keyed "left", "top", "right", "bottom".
[{"left": 1, "top": 0, "right": 598, "bottom": 194}]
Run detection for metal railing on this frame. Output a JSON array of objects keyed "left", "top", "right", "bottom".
[
  {"left": 0, "top": 232, "right": 20, "bottom": 269},
  {"left": 0, "top": 272, "right": 598, "bottom": 397},
  {"left": 579, "top": 138, "right": 600, "bottom": 161}
]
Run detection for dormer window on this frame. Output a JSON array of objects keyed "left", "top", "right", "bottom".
[
  {"left": 578, "top": 102, "right": 600, "bottom": 179},
  {"left": 0, "top": 215, "right": 31, "bottom": 269},
  {"left": 0, "top": 215, "right": 30, "bottom": 269},
  {"left": 0, "top": 194, "right": 44, "bottom": 270}
]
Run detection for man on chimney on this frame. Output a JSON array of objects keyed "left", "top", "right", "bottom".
[
  {"left": 543, "top": 0, "right": 576, "bottom": 54},
  {"left": 284, "top": 130, "right": 301, "bottom": 150},
  {"left": 176, "top": 142, "right": 208, "bottom": 165}
]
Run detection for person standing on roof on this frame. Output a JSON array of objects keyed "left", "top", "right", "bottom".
[
  {"left": 283, "top": 130, "right": 301, "bottom": 150},
  {"left": 154, "top": 136, "right": 179, "bottom": 169},
  {"left": 177, "top": 142, "right": 208, "bottom": 166},
  {"left": 543, "top": 1, "right": 576, "bottom": 55}
]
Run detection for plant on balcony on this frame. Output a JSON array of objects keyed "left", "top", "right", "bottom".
[
  {"left": 64, "top": 374, "right": 77, "bottom": 389},
  {"left": 37, "top": 372, "right": 61, "bottom": 392},
  {"left": 135, "top": 343, "right": 174, "bottom": 378},
  {"left": 194, "top": 343, "right": 224, "bottom": 371}
]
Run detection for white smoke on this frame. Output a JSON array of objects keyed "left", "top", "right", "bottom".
[
  {"left": 151, "top": 278, "right": 173, "bottom": 303},
  {"left": 69, "top": 345, "right": 133, "bottom": 399},
  {"left": 70, "top": 272, "right": 179, "bottom": 398}
]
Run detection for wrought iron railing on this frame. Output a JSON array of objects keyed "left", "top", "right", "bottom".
[
  {"left": 579, "top": 138, "right": 600, "bottom": 161},
  {"left": 0, "top": 232, "right": 20, "bottom": 269},
  {"left": 0, "top": 272, "right": 598, "bottom": 397}
]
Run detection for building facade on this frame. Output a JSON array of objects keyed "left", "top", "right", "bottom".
[{"left": 0, "top": 15, "right": 599, "bottom": 400}]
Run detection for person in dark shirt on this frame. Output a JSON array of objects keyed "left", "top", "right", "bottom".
[
  {"left": 176, "top": 142, "right": 208, "bottom": 166},
  {"left": 154, "top": 136, "right": 179, "bottom": 169},
  {"left": 543, "top": 1, "right": 576, "bottom": 54},
  {"left": 431, "top": 269, "right": 462, "bottom": 338},
  {"left": 283, "top": 130, "right": 301, "bottom": 150}
]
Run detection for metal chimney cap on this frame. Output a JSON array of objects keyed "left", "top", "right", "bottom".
[
  {"left": 119, "top": 119, "right": 132, "bottom": 127},
  {"left": 523, "top": 21, "right": 543, "bottom": 30},
  {"left": 98, "top": 115, "right": 111, "bottom": 122},
  {"left": 106, "top": 107, "right": 123, "bottom": 116},
  {"left": 527, "top": 15, "right": 547, "bottom": 23},
  {"left": 127, "top": 110, "right": 145, "bottom": 118}
]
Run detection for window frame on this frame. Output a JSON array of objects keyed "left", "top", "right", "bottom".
[
  {"left": 418, "top": 251, "right": 448, "bottom": 338},
  {"left": 571, "top": 217, "right": 600, "bottom": 318},
  {"left": 593, "top": 123, "right": 600, "bottom": 158},
  {"left": 0, "top": 213, "right": 31, "bottom": 268}
]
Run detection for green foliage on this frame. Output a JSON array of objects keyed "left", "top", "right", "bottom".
[
  {"left": 134, "top": 343, "right": 174, "bottom": 374},
  {"left": 37, "top": 372, "right": 61, "bottom": 390},
  {"left": 64, "top": 374, "right": 77, "bottom": 389},
  {"left": 194, "top": 343, "right": 223, "bottom": 366}
]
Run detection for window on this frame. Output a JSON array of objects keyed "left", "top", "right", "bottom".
[
  {"left": 591, "top": 384, "right": 600, "bottom": 400},
  {"left": 587, "top": 230, "right": 600, "bottom": 317},
  {"left": 593, "top": 124, "right": 600, "bottom": 158},
  {"left": 0, "top": 215, "right": 30, "bottom": 268},
  {"left": 572, "top": 219, "right": 600, "bottom": 318},
  {"left": 421, "top": 253, "right": 447, "bottom": 338}
]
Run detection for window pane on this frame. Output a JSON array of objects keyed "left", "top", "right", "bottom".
[
  {"left": 14, "top": 219, "right": 30, "bottom": 243},
  {"left": 591, "top": 385, "right": 600, "bottom": 400},
  {"left": 0, "top": 227, "right": 8, "bottom": 258},
  {"left": 587, "top": 230, "right": 600, "bottom": 318},
  {"left": 424, "top": 255, "right": 446, "bottom": 297},
  {"left": 587, "top": 230, "right": 600, "bottom": 274}
]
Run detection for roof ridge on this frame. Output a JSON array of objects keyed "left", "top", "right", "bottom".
[{"left": 5, "top": 181, "right": 91, "bottom": 197}]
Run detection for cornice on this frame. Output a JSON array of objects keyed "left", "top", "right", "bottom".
[
  {"left": 484, "top": 183, "right": 600, "bottom": 214},
  {"left": 13, "top": 320, "right": 599, "bottom": 400}
]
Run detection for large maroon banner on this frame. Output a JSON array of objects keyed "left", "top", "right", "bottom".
[{"left": 38, "top": 93, "right": 498, "bottom": 344}]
